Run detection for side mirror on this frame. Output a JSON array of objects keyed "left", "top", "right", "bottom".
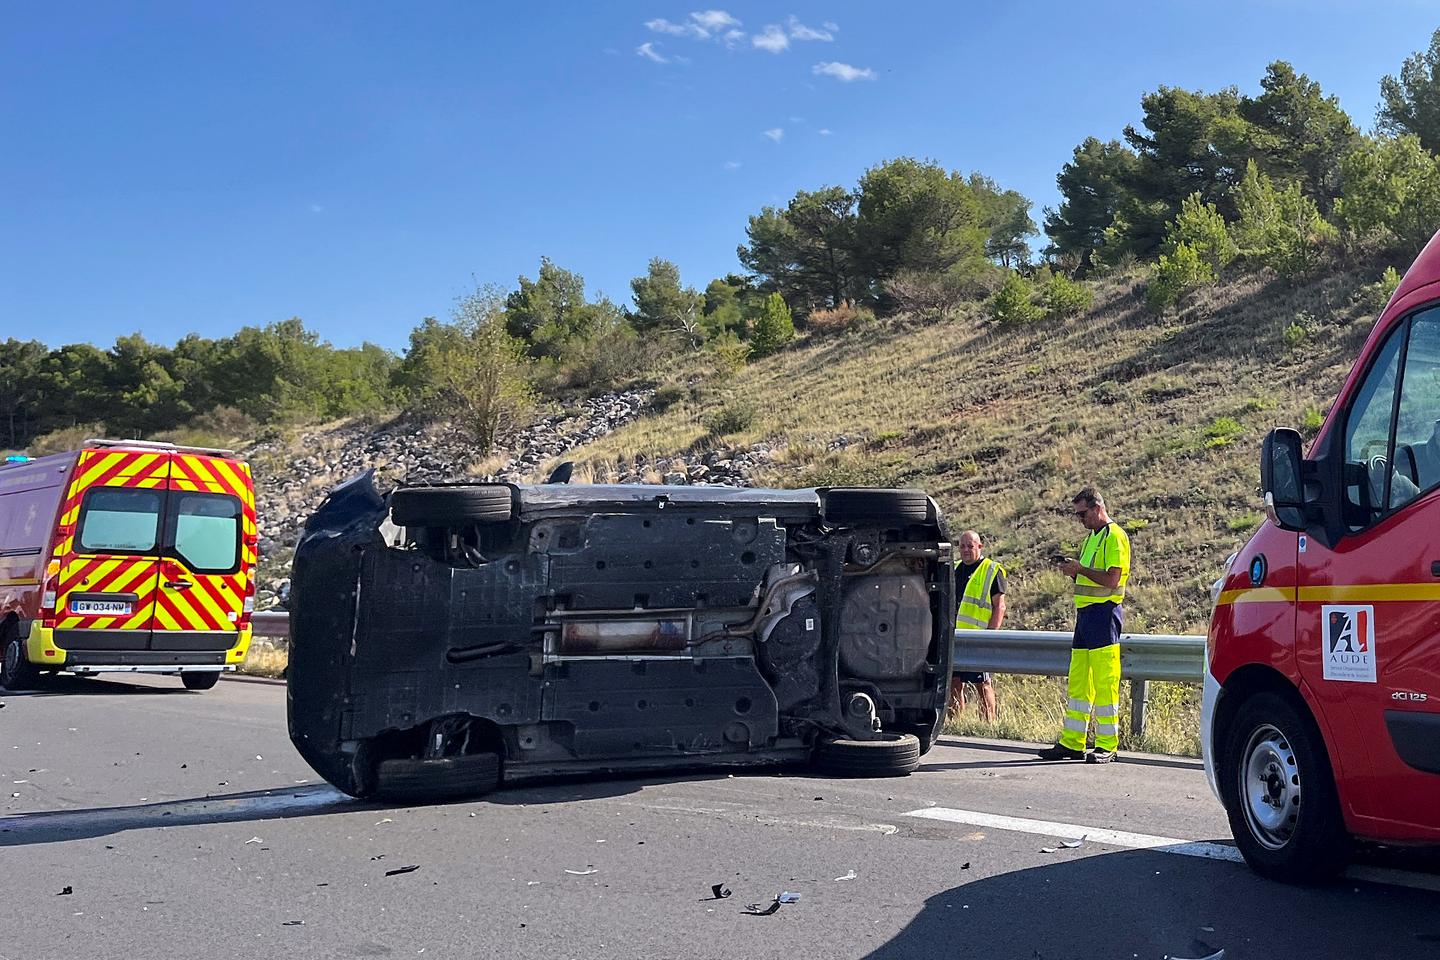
[{"left": 1261, "top": 428, "right": 1308, "bottom": 531}]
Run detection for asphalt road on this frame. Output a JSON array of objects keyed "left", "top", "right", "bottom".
[{"left": 2, "top": 675, "right": 1437, "bottom": 960}]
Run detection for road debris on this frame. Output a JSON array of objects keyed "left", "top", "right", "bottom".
[
  {"left": 564, "top": 868, "right": 598, "bottom": 876},
  {"left": 1060, "top": 836, "right": 1086, "bottom": 849},
  {"left": 282, "top": 920, "right": 305, "bottom": 926},
  {"left": 384, "top": 865, "right": 421, "bottom": 877},
  {"left": 961, "top": 862, "right": 971, "bottom": 870},
  {"left": 245, "top": 837, "right": 263, "bottom": 844},
  {"left": 375, "top": 818, "right": 393, "bottom": 825},
  {"left": 706, "top": 884, "right": 732, "bottom": 900},
  {"left": 833, "top": 870, "right": 857, "bottom": 882},
  {"left": 57, "top": 886, "right": 73, "bottom": 896},
  {"left": 778, "top": 892, "right": 800, "bottom": 904},
  {"left": 1172, "top": 950, "right": 1224, "bottom": 960},
  {"left": 743, "top": 900, "right": 781, "bottom": 916}
]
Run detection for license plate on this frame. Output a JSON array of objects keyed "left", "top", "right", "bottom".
[{"left": 71, "top": 600, "right": 133, "bottom": 615}]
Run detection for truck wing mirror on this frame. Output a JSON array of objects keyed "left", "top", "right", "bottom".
[{"left": 1261, "top": 428, "right": 1309, "bottom": 531}]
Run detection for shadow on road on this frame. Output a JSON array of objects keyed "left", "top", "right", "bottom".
[
  {"left": 0, "top": 676, "right": 191, "bottom": 698},
  {"left": 862, "top": 848, "right": 1440, "bottom": 960},
  {"left": 935, "top": 736, "right": 1203, "bottom": 771},
  {"left": 0, "top": 785, "right": 366, "bottom": 847}
]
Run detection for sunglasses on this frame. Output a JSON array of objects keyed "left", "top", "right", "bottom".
[{"left": 1073, "top": 506, "right": 1091, "bottom": 519}]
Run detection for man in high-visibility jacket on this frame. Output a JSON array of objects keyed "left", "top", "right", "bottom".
[
  {"left": 951, "top": 530, "right": 1006, "bottom": 722},
  {"left": 1039, "top": 487, "right": 1131, "bottom": 764}
]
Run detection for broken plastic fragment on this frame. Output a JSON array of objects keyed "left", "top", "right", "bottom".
[
  {"left": 57, "top": 886, "right": 73, "bottom": 896},
  {"left": 1040, "top": 846, "right": 1058, "bottom": 854},
  {"left": 245, "top": 837, "right": 263, "bottom": 844},
  {"left": 743, "top": 901, "right": 781, "bottom": 916},
  {"left": 1060, "top": 836, "right": 1086, "bottom": 849},
  {"left": 564, "top": 868, "right": 598, "bottom": 876},
  {"left": 833, "top": 870, "right": 857, "bottom": 882},
  {"left": 709, "top": 883, "right": 732, "bottom": 900},
  {"left": 1173, "top": 951, "right": 1224, "bottom": 960},
  {"left": 282, "top": 920, "right": 305, "bottom": 926},
  {"left": 375, "top": 818, "right": 393, "bottom": 825},
  {"left": 778, "top": 892, "right": 800, "bottom": 904},
  {"left": 384, "top": 864, "right": 421, "bottom": 877}
]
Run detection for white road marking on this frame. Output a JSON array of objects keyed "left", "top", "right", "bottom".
[{"left": 905, "top": 806, "right": 1440, "bottom": 893}]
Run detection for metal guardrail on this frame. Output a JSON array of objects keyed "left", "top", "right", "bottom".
[
  {"left": 251, "top": 610, "right": 290, "bottom": 638},
  {"left": 249, "top": 612, "right": 1205, "bottom": 734},
  {"left": 952, "top": 628, "right": 1207, "bottom": 736}
]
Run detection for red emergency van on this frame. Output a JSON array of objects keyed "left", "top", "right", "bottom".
[
  {"left": 0, "top": 439, "right": 258, "bottom": 691},
  {"left": 1205, "top": 232, "right": 1440, "bottom": 881}
]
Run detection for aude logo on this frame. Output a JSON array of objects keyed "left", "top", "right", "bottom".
[{"left": 1322, "top": 604, "right": 1377, "bottom": 683}]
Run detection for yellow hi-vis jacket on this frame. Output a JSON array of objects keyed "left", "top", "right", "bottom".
[
  {"left": 1074, "top": 521, "right": 1131, "bottom": 608},
  {"left": 955, "top": 556, "right": 1005, "bottom": 630}
]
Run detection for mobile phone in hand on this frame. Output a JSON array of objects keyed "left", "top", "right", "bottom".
[{"left": 1049, "top": 554, "right": 1069, "bottom": 565}]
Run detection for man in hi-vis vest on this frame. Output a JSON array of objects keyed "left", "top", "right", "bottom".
[
  {"left": 1039, "top": 487, "right": 1131, "bottom": 764},
  {"left": 950, "top": 530, "right": 1006, "bottom": 722}
]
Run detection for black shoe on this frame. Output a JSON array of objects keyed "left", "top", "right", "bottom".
[
  {"left": 1036, "top": 744, "right": 1086, "bottom": 762},
  {"left": 1086, "top": 748, "right": 1116, "bottom": 764}
]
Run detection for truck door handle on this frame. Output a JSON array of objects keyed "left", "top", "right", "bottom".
[{"left": 166, "top": 580, "right": 193, "bottom": 590}]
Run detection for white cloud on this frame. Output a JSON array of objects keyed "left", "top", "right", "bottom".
[
  {"left": 722, "top": 28, "right": 746, "bottom": 47},
  {"left": 752, "top": 25, "right": 789, "bottom": 53},
  {"left": 817, "top": 128, "right": 833, "bottom": 136},
  {"left": 636, "top": 42, "right": 669, "bottom": 63},
  {"left": 724, "top": 160, "right": 742, "bottom": 170},
  {"left": 823, "top": 21, "right": 839, "bottom": 32},
  {"left": 691, "top": 10, "right": 740, "bottom": 31},
  {"left": 763, "top": 127, "right": 784, "bottom": 142},
  {"left": 787, "top": 16, "right": 833, "bottom": 41},
  {"left": 645, "top": 18, "right": 692, "bottom": 35},
  {"left": 813, "top": 61, "right": 874, "bottom": 82},
  {"left": 789, "top": 116, "right": 805, "bottom": 124}
]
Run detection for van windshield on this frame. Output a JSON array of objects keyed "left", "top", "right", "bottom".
[{"left": 77, "top": 488, "right": 162, "bottom": 553}]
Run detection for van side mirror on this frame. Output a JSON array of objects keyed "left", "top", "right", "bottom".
[{"left": 1261, "top": 428, "right": 1308, "bottom": 531}]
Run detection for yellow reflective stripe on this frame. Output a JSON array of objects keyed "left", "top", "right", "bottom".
[
  {"left": 955, "top": 614, "right": 988, "bottom": 629},
  {"left": 1074, "top": 583, "right": 1115, "bottom": 597},
  {"left": 1216, "top": 582, "right": 1440, "bottom": 606},
  {"left": 1215, "top": 586, "right": 1297, "bottom": 605}
]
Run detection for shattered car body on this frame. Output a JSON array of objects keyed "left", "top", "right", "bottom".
[{"left": 287, "top": 474, "right": 954, "bottom": 801}]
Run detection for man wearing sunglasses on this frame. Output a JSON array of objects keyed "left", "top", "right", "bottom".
[{"left": 1038, "top": 487, "right": 1131, "bottom": 764}]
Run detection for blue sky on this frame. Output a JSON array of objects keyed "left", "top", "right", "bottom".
[{"left": 3, "top": 2, "right": 1437, "bottom": 352}]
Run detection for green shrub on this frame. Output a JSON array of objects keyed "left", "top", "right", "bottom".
[
  {"left": 649, "top": 383, "right": 688, "bottom": 413},
  {"left": 1301, "top": 405, "right": 1326, "bottom": 433},
  {"left": 705, "top": 399, "right": 758, "bottom": 435},
  {"left": 1282, "top": 322, "right": 1308, "bottom": 349},
  {"left": 1235, "top": 160, "right": 1337, "bottom": 278},
  {"left": 1166, "top": 192, "right": 1238, "bottom": 274},
  {"left": 1226, "top": 512, "right": 1262, "bottom": 534},
  {"left": 1147, "top": 242, "right": 1213, "bottom": 313},
  {"left": 749, "top": 293, "right": 795, "bottom": 358},
  {"left": 1040, "top": 272, "right": 1094, "bottom": 320},
  {"left": 989, "top": 271, "right": 1042, "bottom": 325},
  {"left": 705, "top": 333, "right": 751, "bottom": 378},
  {"left": 1356, "top": 265, "right": 1403, "bottom": 313},
  {"left": 1204, "top": 416, "right": 1244, "bottom": 448}
]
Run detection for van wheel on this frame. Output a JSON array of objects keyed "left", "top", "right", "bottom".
[
  {"left": 0, "top": 633, "right": 39, "bottom": 691},
  {"left": 814, "top": 733, "right": 922, "bottom": 777},
  {"left": 182, "top": 671, "right": 221, "bottom": 691},
  {"left": 375, "top": 752, "right": 502, "bottom": 804},
  {"left": 391, "top": 485, "right": 514, "bottom": 526},
  {"left": 823, "top": 489, "right": 932, "bottom": 525},
  {"left": 1221, "top": 692, "right": 1350, "bottom": 883}
]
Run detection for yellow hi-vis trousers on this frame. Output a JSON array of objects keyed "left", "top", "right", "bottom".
[{"left": 1058, "top": 645, "right": 1121, "bottom": 752}]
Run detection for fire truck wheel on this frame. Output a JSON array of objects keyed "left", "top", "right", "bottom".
[
  {"left": 1221, "top": 691, "right": 1350, "bottom": 883},
  {"left": 0, "top": 632, "right": 39, "bottom": 691}
]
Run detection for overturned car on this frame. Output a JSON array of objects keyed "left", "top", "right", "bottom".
[{"left": 287, "top": 476, "right": 954, "bottom": 802}]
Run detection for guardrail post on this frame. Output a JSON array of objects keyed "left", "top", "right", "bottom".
[{"left": 1130, "top": 679, "right": 1150, "bottom": 738}]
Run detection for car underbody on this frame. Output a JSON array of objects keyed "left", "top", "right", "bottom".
[{"left": 287, "top": 474, "right": 954, "bottom": 802}]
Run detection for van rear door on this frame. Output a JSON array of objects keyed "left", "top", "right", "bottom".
[
  {"left": 54, "top": 449, "right": 170, "bottom": 651},
  {"left": 151, "top": 453, "right": 253, "bottom": 650}
]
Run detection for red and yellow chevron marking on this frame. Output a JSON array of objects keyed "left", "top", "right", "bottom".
[{"left": 50, "top": 447, "right": 257, "bottom": 635}]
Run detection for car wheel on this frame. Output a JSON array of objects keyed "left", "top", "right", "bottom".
[
  {"left": 391, "top": 485, "right": 515, "bottom": 527},
  {"left": 814, "top": 732, "right": 922, "bottom": 777},
  {"left": 1221, "top": 691, "right": 1350, "bottom": 883},
  {"left": 182, "top": 671, "right": 221, "bottom": 691},
  {"left": 0, "top": 632, "right": 39, "bottom": 691},
  {"left": 823, "top": 488, "right": 932, "bottom": 525},
  {"left": 374, "top": 752, "right": 502, "bottom": 804}
]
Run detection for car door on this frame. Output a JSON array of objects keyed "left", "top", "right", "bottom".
[
  {"left": 54, "top": 448, "right": 170, "bottom": 651},
  {"left": 1296, "top": 304, "right": 1440, "bottom": 835},
  {"left": 151, "top": 453, "right": 249, "bottom": 650}
]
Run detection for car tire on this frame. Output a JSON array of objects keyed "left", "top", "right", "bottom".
[
  {"left": 1220, "top": 691, "right": 1350, "bottom": 883},
  {"left": 814, "top": 732, "right": 922, "bottom": 777},
  {"left": 0, "top": 632, "right": 39, "bottom": 691},
  {"left": 182, "top": 671, "right": 221, "bottom": 691},
  {"left": 391, "top": 485, "right": 515, "bottom": 527},
  {"left": 374, "top": 752, "right": 502, "bottom": 804},
  {"left": 823, "top": 488, "right": 932, "bottom": 524}
]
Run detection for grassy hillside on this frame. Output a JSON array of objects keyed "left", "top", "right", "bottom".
[{"left": 571, "top": 265, "right": 1381, "bottom": 636}]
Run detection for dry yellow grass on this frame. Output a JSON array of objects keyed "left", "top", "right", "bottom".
[{"left": 237, "top": 639, "right": 288, "bottom": 679}]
